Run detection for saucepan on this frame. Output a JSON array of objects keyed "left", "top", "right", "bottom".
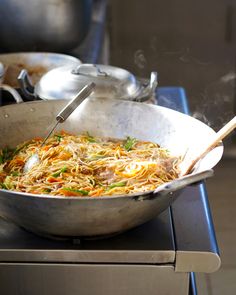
[{"left": 0, "top": 98, "right": 223, "bottom": 238}]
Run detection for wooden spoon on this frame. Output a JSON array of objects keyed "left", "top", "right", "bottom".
[{"left": 181, "top": 116, "right": 236, "bottom": 176}]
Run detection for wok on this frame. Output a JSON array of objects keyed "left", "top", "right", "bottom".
[{"left": 0, "top": 98, "right": 223, "bottom": 238}]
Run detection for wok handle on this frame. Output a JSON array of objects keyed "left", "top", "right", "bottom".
[
  {"left": 134, "top": 71, "right": 158, "bottom": 102},
  {"left": 0, "top": 84, "right": 23, "bottom": 103},
  {"left": 18, "top": 69, "right": 37, "bottom": 101},
  {"left": 153, "top": 169, "right": 214, "bottom": 195}
]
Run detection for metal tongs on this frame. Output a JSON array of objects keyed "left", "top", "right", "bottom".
[{"left": 24, "top": 82, "right": 95, "bottom": 173}]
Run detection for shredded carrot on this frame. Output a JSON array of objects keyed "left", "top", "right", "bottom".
[
  {"left": 47, "top": 177, "right": 63, "bottom": 183},
  {"left": 33, "top": 137, "right": 43, "bottom": 142},
  {"left": 41, "top": 145, "right": 50, "bottom": 151}
]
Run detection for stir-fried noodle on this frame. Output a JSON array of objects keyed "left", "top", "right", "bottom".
[{"left": 0, "top": 132, "right": 180, "bottom": 197}]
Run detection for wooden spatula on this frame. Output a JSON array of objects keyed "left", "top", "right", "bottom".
[{"left": 181, "top": 116, "right": 236, "bottom": 176}]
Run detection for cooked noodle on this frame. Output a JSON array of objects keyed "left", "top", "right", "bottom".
[{"left": 0, "top": 132, "right": 180, "bottom": 197}]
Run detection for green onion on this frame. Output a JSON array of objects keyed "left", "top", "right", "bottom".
[
  {"left": 86, "top": 132, "right": 96, "bottom": 143},
  {"left": 0, "top": 147, "right": 15, "bottom": 164},
  {"left": 0, "top": 183, "right": 8, "bottom": 190},
  {"left": 43, "top": 188, "right": 52, "bottom": 193},
  {"left": 13, "top": 142, "right": 30, "bottom": 156},
  {"left": 52, "top": 166, "right": 67, "bottom": 177},
  {"left": 124, "top": 136, "right": 137, "bottom": 151},
  {"left": 63, "top": 188, "right": 89, "bottom": 196},
  {"left": 11, "top": 171, "right": 19, "bottom": 177},
  {"left": 108, "top": 181, "right": 127, "bottom": 190},
  {"left": 55, "top": 134, "right": 63, "bottom": 142}
]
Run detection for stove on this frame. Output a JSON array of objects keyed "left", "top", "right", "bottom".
[{"left": 0, "top": 87, "right": 220, "bottom": 295}]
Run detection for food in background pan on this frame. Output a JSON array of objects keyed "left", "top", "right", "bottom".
[
  {"left": 3, "top": 63, "right": 48, "bottom": 87},
  {"left": 0, "top": 132, "right": 180, "bottom": 197},
  {"left": 0, "top": 52, "right": 81, "bottom": 88}
]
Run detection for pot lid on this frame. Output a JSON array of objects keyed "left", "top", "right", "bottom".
[
  {"left": 0, "top": 62, "right": 4, "bottom": 79},
  {"left": 34, "top": 64, "right": 157, "bottom": 101}
]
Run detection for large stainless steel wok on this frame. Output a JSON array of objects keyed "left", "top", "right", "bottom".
[{"left": 0, "top": 98, "right": 223, "bottom": 238}]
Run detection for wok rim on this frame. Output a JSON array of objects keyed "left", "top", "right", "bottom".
[{"left": 0, "top": 186, "right": 156, "bottom": 201}]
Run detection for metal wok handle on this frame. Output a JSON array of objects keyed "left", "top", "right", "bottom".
[
  {"left": 0, "top": 84, "right": 23, "bottom": 104},
  {"left": 18, "top": 69, "right": 37, "bottom": 100},
  {"left": 134, "top": 71, "right": 158, "bottom": 102},
  {"left": 0, "top": 63, "right": 23, "bottom": 104},
  {"left": 154, "top": 169, "right": 214, "bottom": 195}
]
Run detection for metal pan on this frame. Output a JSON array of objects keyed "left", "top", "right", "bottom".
[
  {"left": 0, "top": 52, "right": 81, "bottom": 87},
  {"left": 0, "top": 98, "right": 223, "bottom": 238}
]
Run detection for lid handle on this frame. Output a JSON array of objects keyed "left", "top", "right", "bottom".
[{"left": 71, "top": 64, "right": 108, "bottom": 77}]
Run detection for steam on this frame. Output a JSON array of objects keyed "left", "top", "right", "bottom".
[
  {"left": 192, "top": 71, "right": 236, "bottom": 130},
  {"left": 134, "top": 50, "right": 147, "bottom": 69}
]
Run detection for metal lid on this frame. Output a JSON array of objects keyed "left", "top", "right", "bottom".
[
  {"left": 35, "top": 64, "right": 157, "bottom": 101},
  {"left": 0, "top": 62, "right": 4, "bottom": 79}
]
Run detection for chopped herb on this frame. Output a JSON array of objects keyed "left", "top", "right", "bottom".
[
  {"left": 52, "top": 171, "right": 60, "bottom": 178},
  {"left": 52, "top": 166, "right": 67, "bottom": 177},
  {"left": 86, "top": 132, "right": 96, "bottom": 143},
  {"left": 0, "top": 147, "right": 15, "bottom": 164},
  {"left": 124, "top": 137, "right": 137, "bottom": 151},
  {"left": 55, "top": 134, "right": 63, "bottom": 142},
  {"left": 63, "top": 188, "right": 89, "bottom": 196},
  {"left": 108, "top": 181, "right": 127, "bottom": 190},
  {"left": 11, "top": 171, "right": 19, "bottom": 177},
  {"left": 0, "top": 183, "right": 8, "bottom": 190},
  {"left": 13, "top": 142, "right": 30, "bottom": 156},
  {"left": 43, "top": 188, "right": 52, "bottom": 193}
]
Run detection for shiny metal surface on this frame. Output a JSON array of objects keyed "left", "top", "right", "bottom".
[
  {"left": 0, "top": 98, "right": 223, "bottom": 237},
  {"left": 19, "top": 64, "right": 157, "bottom": 101},
  {"left": 173, "top": 184, "right": 221, "bottom": 273},
  {"left": 0, "top": 62, "right": 3, "bottom": 80},
  {"left": 0, "top": 209, "right": 175, "bottom": 263},
  {"left": 0, "top": 185, "right": 180, "bottom": 238},
  {"left": 0, "top": 264, "right": 189, "bottom": 295},
  {"left": 0, "top": 0, "right": 93, "bottom": 52},
  {"left": 0, "top": 84, "right": 23, "bottom": 103}
]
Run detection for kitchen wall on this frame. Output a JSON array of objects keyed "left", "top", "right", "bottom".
[{"left": 108, "top": 0, "right": 236, "bottom": 131}]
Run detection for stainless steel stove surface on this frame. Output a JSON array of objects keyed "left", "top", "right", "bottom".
[{"left": 0, "top": 87, "right": 220, "bottom": 295}]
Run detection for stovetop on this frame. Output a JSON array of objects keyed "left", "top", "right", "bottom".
[{"left": 0, "top": 87, "right": 221, "bottom": 273}]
